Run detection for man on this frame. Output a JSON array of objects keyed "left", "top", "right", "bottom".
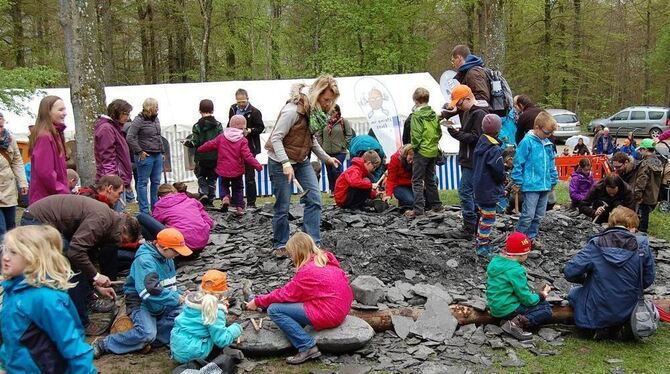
[
  {"left": 579, "top": 174, "right": 635, "bottom": 224},
  {"left": 633, "top": 138, "right": 663, "bottom": 232},
  {"left": 451, "top": 45, "right": 490, "bottom": 103},
  {"left": 595, "top": 127, "right": 615, "bottom": 155},
  {"left": 513, "top": 95, "right": 542, "bottom": 145},
  {"left": 611, "top": 151, "right": 636, "bottom": 185},
  {"left": 77, "top": 174, "right": 124, "bottom": 208},
  {"left": 229, "top": 89, "right": 265, "bottom": 208},
  {"left": 447, "top": 85, "right": 489, "bottom": 237},
  {"left": 190, "top": 99, "right": 223, "bottom": 205},
  {"left": 21, "top": 194, "right": 141, "bottom": 335}
]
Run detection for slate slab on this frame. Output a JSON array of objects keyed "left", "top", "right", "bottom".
[
  {"left": 410, "top": 297, "right": 458, "bottom": 341},
  {"left": 306, "top": 316, "right": 375, "bottom": 353}
]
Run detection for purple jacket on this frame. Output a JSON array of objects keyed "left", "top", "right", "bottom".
[
  {"left": 152, "top": 192, "right": 214, "bottom": 251},
  {"left": 197, "top": 128, "right": 262, "bottom": 178},
  {"left": 94, "top": 116, "right": 133, "bottom": 187},
  {"left": 569, "top": 168, "right": 595, "bottom": 202},
  {"left": 28, "top": 130, "right": 69, "bottom": 204}
]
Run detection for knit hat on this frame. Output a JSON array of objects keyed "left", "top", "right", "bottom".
[
  {"left": 229, "top": 114, "right": 247, "bottom": 130},
  {"left": 504, "top": 232, "right": 532, "bottom": 256},
  {"left": 201, "top": 269, "right": 228, "bottom": 293},
  {"left": 156, "top": 228, "right": 192, "bottom": 256},
  {"left": 449, "top": 84, "right": 473, "bottom": 109},
  {"left": 482, "top": 114, "right": 502, "bottom": 136},
  {"left": 637, "top": 138, "right": 656, "bottom": 150}
]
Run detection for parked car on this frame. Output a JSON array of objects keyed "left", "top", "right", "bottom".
[
  {"left": 588, "top": 106, "right": 670, "bottom": 138},
  {"left": 547, "top": 109, "right": 581, "bottom": 141}
]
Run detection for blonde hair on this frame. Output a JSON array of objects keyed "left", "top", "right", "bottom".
[
  {"left": 286, "top": 232, "right": 328, "bottom": 270},
  {"left": 142, "top": 98, "right": 159, "bottom": 115},
  {"left": 308, "top": 75, "right": 340, "bottom": 112},
  {"left": 534, "top": 111, "right": 557, "bottom": 130},
  {"left": 189, "top": 291, "right": 224, "bottom": 326},
  {"left": 2, "top": 225, "right": 75, "bottom": 290},
  {"left": 608, "top": 206, "right": 640, "bottom": 229}
]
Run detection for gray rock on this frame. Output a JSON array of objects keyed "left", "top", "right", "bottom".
[
  {"left": 417, "top": 362, "right": 467, "bottom": 374},
  {"left": 411, "top": 345, "right": 435, "bottom": 360},
  {"left": 488, "top": 337, "right": 505, "bottom": 349},
  {"left": 446, "top": 259, "right": 459, "bottom": 268},
  {"left": 605, "top": 358, "right": 624, "bottom": 364},
  {"left": 411, "top": 283, "right": 452, "bottom": 303},
  {"left": 338, "top": 364, "right": 372, "bottom": 374},
  {"left": 469, "top": 326, "right": 487, "bottom": 345},
  {"left": 410, "top": 297, "right": 458, "bottom": 341},
  {"left": 391, "top": 315, "right": 414, "bottom": 339},
  {"left": 456, "top": 323, "right": 477, "bottom": 339},
  {"left": 484, "top": 324, "right": 503, "bottom": 336},
  {"left": 501, "top": 349, "right": 525, "bottom": 368},
  {"left": 462, "top": 297, "right": 487, "bottom": 311},
  {"left": 351, "top": 276, "right": 386, "bottom": 306},
  {"left": 233, "top": 320, "right": 292, "bottom": 356},
  {"left": 404, "top": 269, "right": 416, "bottom": 280},
  {"left": 394, "top": 281, "right": 414, "bottom": 299},
  {"left": 386, "top": 287, "right": 404, "bottom": 303},
  {"left": 538, "top": 327, "right": 561, "bottom": 341},
  {"left": 306, "top": 316, "right": 374, "bottom": 353}
]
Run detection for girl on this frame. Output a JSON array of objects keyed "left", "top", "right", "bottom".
[
  {"left": 28, "top": 95, "right": 70, "bottom": 204},
  {"left": 170, "top": 270, "right": 242, "bottom": 363},
  {"left": 246, "top": 232, "right": 353, "bottom": 365},
  {"left": 197, "top": 115, "right": 263, "bottom": 215},
  {"left": 0, "top": 225, "right": 95, "bottom": 374},
  {"left": 569, "top": 158, "right": 595, "bottom": 209}
]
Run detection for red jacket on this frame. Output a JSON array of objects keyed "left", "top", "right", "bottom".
[
  {"left": 334, "top": 157, "right": 377, "bottom": 206},
  {"left": 385, "top": 149, "right": 412, "bottom": 197},
  {"left": 255, "top": 251, "right": 353, "bottom": 330},
  {"left": 197, "top": 128, "right": 262, "bottom": 178}
]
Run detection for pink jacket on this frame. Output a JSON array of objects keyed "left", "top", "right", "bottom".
[
  {"left": 152, "top": 192, "right": 214, "bottom": 251},
  {"left": 28, "top": 130, "right": 69, "bottom": 204},
  {"left": 197, "top": 128, "right": 262, "bottom": 178},
  {"left": 658, "top": 128, "right": 670, "bottom": 142},
  {"left": 255, "top": 251, "right": 353, "bottom": 330},
  {"left": 94, "top": 116, "right": 133, "bottom": 188}
]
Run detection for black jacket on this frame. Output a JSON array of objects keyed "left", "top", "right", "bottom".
[
  {"left": 402, "top": 114, "right": 412, "bottom": 145},
  {"left": 229, "top": 104, "right": 265, "bottom": 155},
  {"left": 515, "top": 106, "right": 543, "bottom": 145},
  {"left": 579, "top": 177, "right": 636, "bottom": 223},
  {"left": 447, "top": 105, "right": 488, "bottom": 168}
]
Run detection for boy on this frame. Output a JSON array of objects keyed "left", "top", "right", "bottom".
[
  {"left": 510, "top": 111, "right": 558, "bottom": 248},
  {"left": 189, "top": 99, "right": 223, "bottom": 206},
  {"left": 632, "top": 138, "right": 663, "bottom": 233},
  {"left": 473, "top": 114, "right": 505, "bottom": 256},
  {"left": 406, "top": 87, "right": 442, "bottom": 218},
  {"left": 487, "top": 232, "right": 552, "bottom": 340},
  {"left": 67, "top": 168, "right": 80, "bottom": 192},
  {"left": 334, "top": 150, "right": 382, "bottom": 210},
  {"left": 93, "top": 228, "right": 191, "bottom": 358}
]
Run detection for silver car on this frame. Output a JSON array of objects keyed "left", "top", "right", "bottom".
[
  {"left": 547, "top": 109, "right": 581, "bottom": 140},
  {"left": 588, "top": 106, "right": 670, "bottom": 138}
]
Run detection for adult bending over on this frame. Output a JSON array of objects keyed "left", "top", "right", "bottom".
[{"left": 579, "top": 174, "right": 635, "bottom": 224}]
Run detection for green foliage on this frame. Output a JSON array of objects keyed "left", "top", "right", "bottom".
[{"left": 0, "top": 66, "right": 61, "bottom": 113}]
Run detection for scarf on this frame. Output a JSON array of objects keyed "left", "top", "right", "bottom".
[
  {"left": 309, "top": 109, "right": 329, "bottom": 135},
  {"left": 0, "top": 128, "right": 11, "bottom": 150},
  {"left": 326, "top": 113, "right": 345, "bottom": 135}
]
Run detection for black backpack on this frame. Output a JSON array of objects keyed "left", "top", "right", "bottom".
[{"left": 484, "top": 68, "right": 513, "bottom": 116}]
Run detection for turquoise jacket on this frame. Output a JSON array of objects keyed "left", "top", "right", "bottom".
[
  {"left": 0, "top": 275, "right": 96, "bottom": 374},
  {"left": 511, "top": 132, "right": 558, "bottom": 192}
]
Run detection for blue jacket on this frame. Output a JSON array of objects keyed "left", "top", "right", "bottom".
[
  {"left": 620, "top": 144, "right": 637, "bottom": 158},
  {"left": 511, "top": 132, "right": 558, "bottom": 192},
  {"left": 473, "top": 134, "right": 505, "bottom": 207},
  {"left": 596, "top": 135, "right": 615, "bottom": 155},
  {"left": 499, "top": 109, "right": 517, "bottom": 149},
  {"left": 563, "top": 228, "right": 656, "bottom": 329},
  {"left": 0, "top": 275, "right": 95, "bottom": 374},
  {"left": 124, "top": 242, "right": 181, "bottom": 315},
  {"left": 170, "top": 293, "right": 243, "bottom": 363}
]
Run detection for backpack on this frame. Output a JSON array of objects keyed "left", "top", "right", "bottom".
[
  {"left": 630, "top": 235, "right": 659, "bottom": 340},
  {"left": 484, "top": 68, "right": 513, "bottom": 116}
]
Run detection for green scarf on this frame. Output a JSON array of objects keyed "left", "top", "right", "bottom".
[{"left": 309, "top": 109, "right": 329, "bottom": 135}]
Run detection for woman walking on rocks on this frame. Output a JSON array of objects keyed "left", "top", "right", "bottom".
[{"left": 265, "top": 76, "right": 342, "bottom": 251}]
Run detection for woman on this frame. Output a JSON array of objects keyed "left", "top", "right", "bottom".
[
  {"left": 384, "top": 144, "right": 414, "bottom": 209},
  {"left": 28, "top": 95, "right": 70, "bottom": 204},
  {"left": 317, "top": 104, "right": 354, "bottom": 194},
  {"left": 572, "top": 137, "right": 590, "bottom": 156},
  {"left": 266, "top": 75, "right": 341, "bottom": 251},
  {"left": 0, "top": 113, "right": 28, "bottom": 241},
  {"left": 126, "top": 98, "right": 164, "bottom": 214},
  {"left": 94, "top": 99, "right": 134, "bottom": 211},
  {"left": 246, "top": 232, "right": 353, "bottom": 365}
]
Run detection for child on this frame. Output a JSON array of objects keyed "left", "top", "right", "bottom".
[
  {"left": 0, "top": 225, "right": 96, "bottom": 373},
  {"left": 619, "top": 138, "right": 636, "bottom": 159},
  {"left": 569, "top": 158, "right": 595, "bottom": 209},
  {"left": 561, "top": 147, "right": 570, "bottom": 157},
  {"left": 334, "top": 150, "right": 381, "bottom": 210},
  {"left": 170, "top": 270, "right": 243, "bottom": 363},
  {"left": 406, "top": 87, "right": 442, "bottom": 218},
  {"left": 245, "top": 232, "right": 353, "bottom": 365},
  {"left": 93, "top": 228, "right": 191, "bottom": 358},
  {"left": 486, "top": 232, "right": 552, "bottom": 341},
  {"left": 197, "top": 115, "right": 262, "bottom": 215},
  {"left": 511, "top": 111, "right": 558, "bottom": 249},
  {"left": 473, "top": 114, "right": 505, "bottom": 256},
  {"left": 501, "top": 148, "right": 516, "bottom": 214}
]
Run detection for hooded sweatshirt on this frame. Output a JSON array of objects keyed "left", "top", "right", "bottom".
[
  {"left": 191, "top": 116, "right": 223, "bottom": 162},
  {"left": 579, "top": 177, "right": 636, "bottom": 221},
  {"left": 334, "top": 157, "right": 378, "bottom": 206},
  {"left": 473, "top": 134, "right": 505, "bottom": 207},
  {"left": 197, "top": 128, "right": 262, "bottom": 178},
  {"left": 633, "top": 153, "right": 664, "bottom": 205},
  {"left": 486, "top": 255, "right": 541, "bottom": 318},
  {"left": 152, "top": 192, "right": 214, "bottom": 251},
  {"left": 455, "top": 54, "right": 490, "bottom": 103},
  {"left": 511, "top": 132, "right": 558, "bottom": 192},
  {"left": 94, "top": 115, "right": 133, "bottom": 187},
  {"left": 410, "top": 105, "right": 441, "bottom": 158}
]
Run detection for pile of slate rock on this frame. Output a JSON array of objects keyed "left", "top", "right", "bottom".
[{"left": 174, "top": 204, "right": 670, "bottom": 373}]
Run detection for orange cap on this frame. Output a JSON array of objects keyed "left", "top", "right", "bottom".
[
  {"left": 449, "top": 84, "right": 473, "bottom": 109},
  {"left": 201, "top": 270, "right": 228, "bottom": 292},
  {"left": 156, "top": 228, "right": 192, "bottom": 257}
]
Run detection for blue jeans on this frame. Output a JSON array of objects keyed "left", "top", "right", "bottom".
[
  {"left": 501, "top": 300, "right": 552, "bottom": 328},
  {"left": 269, "top": 159, "right": 322, "bottom": 249},
  {"left": 459, "top": 167, "right": 477, "bottom": 224},
  {"left": 517, "top": 191, "right": 549, "bottom": 240},
  {"left": 102, "top": 306, "right": 181, "bottom": 354},
  {"left": 267, "top": 303, "right": 315, "bottom": 352},
  {"left": 0, "top": 206, "right": 17, "bottom": 242},
  {"left": 393, "top": 186, "right": 414, "bottom": 208},
  {"left": 137, "top": 213, "right": 165, "bottom": 241},
  {"left": 325, "top": 153, "right": 346, "bottom": 193},
  {"left": 136, "top": 153, "right": 163, "bottom": 214}
]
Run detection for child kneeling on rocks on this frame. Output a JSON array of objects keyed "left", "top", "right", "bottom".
[
  {"left": 93, "top": 228, "right": 191, "bottom": 358},
  {"left": 334, "top": 150, "right": 383, "bottom": 210},
  {"left": 245, "top": 232, "right": 353, "bottom": 365},
  {"left": 486, "top": 232, "right": 552, "bottom": 340},
  {"left": 170, "top": 270, "right": 242, "bottom": 363}
]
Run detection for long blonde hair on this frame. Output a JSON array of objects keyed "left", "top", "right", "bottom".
[
  {"left": 186, "top": 291, "right": 224, "bottom": 326},
  {"left": 2, "top": 225, "right": 75, "bottom": 290},
  {"left": 286, "top": 232, "right": 328, "bottom": 270},
  {"left": 308, "top": 75, "right": 340, "bottom": 112}
]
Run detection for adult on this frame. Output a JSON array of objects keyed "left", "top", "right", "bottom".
[
  {"left": 28, "top": 95, "right": 70, "bottom": 204},
  {"left": 20, "top": 194, "right": 141, "bottom": 335},
  {"left": 78, "top": 175, "right": 124, "bottom": 209},
  {"left": 591, "top": 124, "right": 604, "bottom": 154},
  {"left": 513, "top": 95, "right": 542, "bottom": 145},
  {"left": 451, "top": 44, "right": 490, "bottom": 103},
  {"left": 579, "top": 174, "right": 635, "bottom": 224},
  {"left": 402, "top": 113, "right": 413, "bottom": 145},
  {"left": 191, "top": 99, "right": 223, "bottom": 206},
  {"left": 384, "top": 144, "right": 414, "bottom": 209},
  {"left": 0, "top": 112, "right": 28, "bottom": 241},
  {"left": 127, "top": 97, "right": 164, "bottom": 214},
  {"left": 266, "top": 76, "right": 341, "bottom": 251},
  {"left": 94, "top": 99, "right": 133, "bottom": 211},
  {"left": 656, "top": 127, "right": 670, "bottom": 143},
  {"left": 447, "top": 85, "right": 489, "bottom": 238},
  {"left": 317, "top": 104, "right": 354, "bottom": 194},
  {"left": 611, "top": 152, "right": 636, "bottom": 185},
  {"left": 229, "top": 88, "right": 265, "bottom": 208},
  {"left": 564, "top": 207, "right": 655, "bottom": 339},
  {"left": 595, "top": 127, "right": 615, "bottom": 155},
  {"left": 633, "top": 139, "right": 663, "bottom": 233},
  {"left": 572, "top": 137, "right": 590, "bottom": 156}
]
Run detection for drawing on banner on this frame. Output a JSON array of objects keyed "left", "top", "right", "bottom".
[
  {"left": 354, "top": 77, "right": 402, "bottom": 158},
  {"left": 439, "top": 70, "right": 461, "bottom": 128}
]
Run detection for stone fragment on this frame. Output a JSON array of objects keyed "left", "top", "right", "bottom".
[
  {"left": 411, "top": 345, "right": 435, "bottom": 360},
  {"left": 411, "top": 283, "right": 452, "bottom": 303},
  {"left": 338, "top": 364, "right": 372, "bottom": 374},
  {"left": 469, "top": 326, "right": 487, "bottom": 345},
  {"left": 234, "top": 320, "right": 292, "bottom": 356},
  {"left": 410, "top": 297, "right": 458, "bottom": 341},
  {"left": 385, "top": 287, "right": 404, "bottom": 303},
  {"left": 501, "top": 349, "right": 525, "bottom": 368},
  {"left": 462, "top": 297, "right": 487, "bottom": 311},
  {"left": 307, "top": 316, "right": 375, "bottom": 353},
  {"left": 605, "top": 358, "right": 624, "bottom": 364},
  {"left": 538, "top": 327, "right": 561, "bottom": 341},
  {"left": 446, "top": 259, "right": 459, "bottom": 268},
  {"left": 391, "top": 315, "right": 414, "bottom": 339},
  {"left": 351, "top": 276, "right": 386, "bottom": 306},
  {"left": 403, "top": 269, "right": 416, "bottom": 280},
  {"left": 484, "top": 324, "right": 503, "bottom": 336},
  {"left": 417, "top": 363, "right": 467, "bottom": 374}
]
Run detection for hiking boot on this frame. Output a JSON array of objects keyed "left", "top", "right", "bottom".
[
  {"left": 286, "top": 345, "right": 322, "bottom": 365},
  {"left": 247, "top": 203, "right": 257, "bottom": 209},
  {"left": 89, "top": 297, "right": 115, "bottom": 313},
  {"left": 85, "top": 321, "right": 109, "bottom": 337},
  {"left": 531, "top": 239, "right": 543, "bottom": 250},
  {"left": 92, "top": 337, "right": 107, "bottom": 359},
  {"left": 235, "top": 206, "right": 244, "bottom": 216},
  {"left": 199, "top": 194, "right": 210, "bottom": 205},
  {"left": 501, "top": 315, "right": 533, "bottom": 341},
  {"left": 242, "top": 279, "right": 254, "bottom": 302},
  {"left": 274, "top": 247, "right": 288, "bottom": 258},
  {"left": 404, "top": 210, "right": 423, "bottom": 218},
  {"left": 221, "top": 196, "right": 230, "bottom": 212},
  {"left": 431, "top": 204, "right": 444, "bottom": 213}
]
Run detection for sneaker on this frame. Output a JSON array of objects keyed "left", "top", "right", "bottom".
[
  {"left": 286, "top": 345, "right": 322, "bottom": 365},
  {"left": 92, "top": 337, "right": 106, "bottom": 359},
  {"left": 501, "top": 316, "right": 533, "bottom": 341},
  {"left": 235, "top": 206, "right": 244, "bottom": 216},
  {"left": 404, "top": 210, "right": 421, "bottom": 218},
  {"left": 221, "top": 196, "right": 230, "bottom": 212},
  {"left": 89, "top": 297, "right": 115, "bottom": 313},
  {"left": 274, "top": 247, "right": 288, "bottom": 258},
  {"left": 85, "top": 321, "right": 109, "bottom": 337}
]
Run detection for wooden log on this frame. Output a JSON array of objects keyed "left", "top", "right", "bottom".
[
  {"left": 110, "top": 301, "right": 132, "bottom": 334},
  {"left": 349, "top": 307, "right": 423, "bottom": 332}
]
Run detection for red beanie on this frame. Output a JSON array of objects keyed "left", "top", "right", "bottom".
[{"left": 505, "top": 232, "right": 531, "bottom": 256}]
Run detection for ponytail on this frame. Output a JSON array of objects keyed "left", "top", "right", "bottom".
[{"left": 201, "top": 294, "right": 219, "bottom": 325}]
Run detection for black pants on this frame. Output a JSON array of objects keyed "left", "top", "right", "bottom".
[
  {"left": 244, "top": 163, "right": 258, "bottom": 206},
  {"left": 411, "top": 153, "right": 440, "bottom": 213},
  {"left": 638, "top": 203, "right": 656, "bottom": 233},
  {"left": 342, "top": 188, "right": 370, "bottom": 210},
  {"left": 196, "top": 160, "right": 218, "bottom": 200},
  {"left": 68, "top": 272, "right": 92, "bottom": 327}
]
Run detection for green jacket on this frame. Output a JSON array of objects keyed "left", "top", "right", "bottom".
[
  {"left": 192, "top": 116, "right": 223, "bottom": 162},
  {"left": 486, "top": 255, "right": 540, "bottom": 318},
  {"left": 317, "top": 118, "right": 354, "bottom": 155},
  {"left": 410, "top": 105, "right": 441, "bottom": 158}
]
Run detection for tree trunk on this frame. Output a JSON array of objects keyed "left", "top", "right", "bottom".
[
  {"left": 137, "top": 0, "right": 151, "bottom": 84},
  {"left": 643, "top": 0, "right": 651, "bottom": 105},
  {"left": 269, "top": 0, "right": 282, "bottom": 79},
  {"left": 97, "top": 0, "right": 115, "bottom": 84},
  {"left": 573, "top": 0, "right": 582, "bottom": 111},
  {"left": 558, "top": 1, "right": 567, "bottom": 108},
  {"left": 477, "top": 0, "right": 486, "bottom": 54},
  {"left": 59, "top": 0, "right": 107, "bottom": 187},
  {"left": 464, "top": 1, "right": 475, "bottom": 51},
  {"left": 486, "top": 0, "right": 506, "bottom": 71},
  {"left": 197, "top": 0, "right": 213, "bottom": 82},
  {"left": 11, "top": 0, "right": 26, "bottom": 67},
  {"left": 147, "top": 2, "right": 159, "bottom": 84},
  {"left": 542, "top": 0, "right": 553, "bottom": 102}
]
